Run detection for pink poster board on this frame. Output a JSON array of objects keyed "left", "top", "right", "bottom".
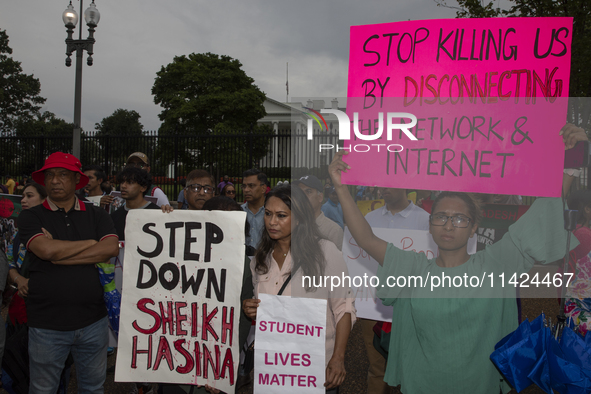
[{"left": 344, "top": 17, "right": 572, "bottom": 197}]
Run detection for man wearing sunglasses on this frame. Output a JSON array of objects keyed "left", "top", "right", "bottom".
[{"left": 183, "top": 169, "right": 216, "bottom": 210}]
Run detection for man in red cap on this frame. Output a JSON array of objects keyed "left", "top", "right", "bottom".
[{"left": 18, "top": 152, "right": 119, "bottom": 394}]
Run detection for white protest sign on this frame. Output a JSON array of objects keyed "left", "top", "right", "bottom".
[
  {"left": 343, "top": 227, "right": 437, "bottom": 321},
  {"left": 115, "top": 210, "right": 245, "bottom": 393},
  {"left": 254, "top": 293, "right": 326, "bottom": 394}
]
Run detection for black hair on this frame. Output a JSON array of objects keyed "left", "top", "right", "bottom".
[
  {"left": 242, "top": 168, "right": 268, "bottom": 185},
  {"left": 254, "top": 185, "right": 324, "bottom": 291},
  {"left": 23, "top": 181, "right": 48, "bottom": 199},
  {"left": 186, "top": 169, "right": 215, "bottom": 191},
  {"left": 431, "top": 192, "right": 482, "bottom": 226},
  {"left": 81, "top": 165, "right": 107, "bottom": 183},
  {"left": 116, "top": 167, "right": 152, "bottom": 196}
]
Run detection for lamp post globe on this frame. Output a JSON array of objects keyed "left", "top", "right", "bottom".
[
  {"left": 84, "top": 1, "right": 100, "bottom": 27},
  {"left": 62, "top": 2, "right": 78, "bottom": 28}
]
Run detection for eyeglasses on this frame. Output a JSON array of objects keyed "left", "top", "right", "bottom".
[
  {"left": 429, "top": 214, "right": 472, "bottom": 228},
  {"left": 225, "top": 190, "right": 236, "bottom": 195},
  {"left": 44, "top": 170, "right": 72, "bottom": 181},
  {"left": 186, "top": 184, "right": 214, "bottom": 194},
  {"left": 242, "top": 183, "right": 264, "bottom": 190}
]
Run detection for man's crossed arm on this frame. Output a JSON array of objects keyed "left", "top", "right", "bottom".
[{"left": 28, "top": 230, "right": 119, "bottom": 265}]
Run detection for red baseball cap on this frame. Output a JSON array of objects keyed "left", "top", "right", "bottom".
[{"left": 32, "top": 152, "right": 89, "bottom": 190}]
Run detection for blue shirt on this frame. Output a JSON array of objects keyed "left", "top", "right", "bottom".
[
  {"left": 177, "top": 190, "right": 188, "bottom": 210},
  {"left": 322, "top": 200, "right": 344, "bottom": 229},
  {"left": 241, "top": 202, "right": 265, "bottom": 250}
]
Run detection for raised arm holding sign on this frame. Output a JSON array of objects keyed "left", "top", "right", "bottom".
[{"left": 329, "top": 121, "right": 586, "bottom": 392}]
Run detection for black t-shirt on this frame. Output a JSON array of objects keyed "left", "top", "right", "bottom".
[
  {"left": 18, "top": 199, "right": 118, "bottom": 330},
  {"left": 110, "top": 202, "right": 160, "bottom": 241}
]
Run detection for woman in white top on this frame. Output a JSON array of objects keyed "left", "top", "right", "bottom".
[{"left": 242, "top": 185, "right": 356, "bottom": 392}]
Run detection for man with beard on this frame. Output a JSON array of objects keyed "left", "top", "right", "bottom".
[{"left": 360, "top": 187, "right": 429, "bottom": 394}]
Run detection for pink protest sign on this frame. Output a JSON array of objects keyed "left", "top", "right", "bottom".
[{"left": 343, "top": 17, "right": 573, "bottom": 197}]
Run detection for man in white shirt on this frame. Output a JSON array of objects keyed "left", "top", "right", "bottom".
[
  {"left": 125, "top": 152, "right": 170, "bottom": 207},
  {"left": 361, "top": 187, "right": 429, "bottom": 394},
  {"left": 293, "top": 175, "right": 344, "bottom": 250}
]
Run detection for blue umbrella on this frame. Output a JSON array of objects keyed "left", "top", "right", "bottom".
[
  {"left": 490, "top": 314, "right": 550, "bottom": 392},
  {"left": 97, "top": 262, "right": 121, "bottom": 336},
  {"left": 494, "top": 319, "right": 591, "bottom": 393}
]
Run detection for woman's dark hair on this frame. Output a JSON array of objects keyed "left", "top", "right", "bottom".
[
  {"left": 221, "top": 183, "right": 236, "bottom": 200},
  {"left": 567, "top": 190, "right": 591, "bottom": 224},
  {"left": 23, "top": 181, "right": 47, "bottom": 199},
  {"left": 116, "top": 167, "right": 152, "bottom": 196},
  {"left": 431, "top": 192, "right": 482, "bottom": 226},
  {"left": 254, "top": 185, "right": 325, "bottom": 290}
]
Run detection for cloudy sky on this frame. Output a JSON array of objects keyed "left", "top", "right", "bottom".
[{"left": 1, "top": 0, "right": 467, "bottom": 132}]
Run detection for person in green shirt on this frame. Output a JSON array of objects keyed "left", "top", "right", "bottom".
[{"left": 327, "top": 124, "right": 587, "bottom": 394}]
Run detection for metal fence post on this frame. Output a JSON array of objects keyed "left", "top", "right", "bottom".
[{"left": 174, "top": 132, "right": 179, "bottom": 199}]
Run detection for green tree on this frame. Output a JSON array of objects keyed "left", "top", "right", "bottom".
[
  {"left": 6, "top": 112, "right": 76, "bottom": 176},
  {"left": 94, "top": 108, "right": 146, "bottom": 166},
  {"left": 152, "top": 52, "right": 267, "bottom": 133},
  {"left": 434, "top": 0, "right": 591, "bottom": 127},
  {"left": 151, "top": 52, "right": 270, "bottom": 175},
  {"left": 0, "top": 29, "right": 46, "bottom": 133}
]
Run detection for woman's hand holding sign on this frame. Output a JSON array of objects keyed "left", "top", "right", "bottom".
[{"left": 242, "top": 298, "right": 260, "bottom": 320}]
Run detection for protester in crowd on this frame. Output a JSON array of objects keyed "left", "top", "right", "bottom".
[
  {"left": 183, "top": 169, "right": 216, "bottom": 211},
  {"left": 82, "top": 165, "right": 113, "bottom": 207},
  {"left": 109, "top": 167, "right": 161, "bottom": 394},
  {"left": 217, "top": 174, "right": 232, "bottom": 193},
  {"left": 361, "top": 187, "right": 429, "bottom": 394},
  {"left": 125, "top": 152, "right": 170, "bottom": 207},
  {"left": 241, "top": 169, "right": 267, "bottom": 251},
  {"left": 221, "top": 183, "right": 236, "bottom": 201},
  {"left": 176, "top": 178, "right": 188, "bottom": 209},
  {"left": 363, "top": 186, "right": 378, "bottom": 200},
  {"left": 293, "top": 175, "right": 344, "bottom": 250},
  {"left": 110, "top": 167, "right": 160, "bottom": 240},
  {"left": 322, "top": 187, "right": 344, "bottom": 228},
  {"left": 242, "top": 185, "right": 355, "bottom": 393},
  {"left": 101, "top": 179, "right": 112, "bottom": 195},
  {"left": 324, "top": 177, "right": 333, "bottom": 200},
  {"left": 325, "top": 123, "right": 587, "bottom": 394},
  {"left": 7, "top": 181, "right": 47, "bottom": 325},
  {"left": 18, "top": 152, "right": 119, "bottom": 393},
  {"left": 4, "top": 174, "right": 15, "bottom": 194},
  {"left": 563, "top": 189, "right": 591, "bottom": 336}
]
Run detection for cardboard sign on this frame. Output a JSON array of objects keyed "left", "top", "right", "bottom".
[
  {"left": 343, "top": 227, "right": 438, "bottom": 321},
  {"left": 115, "top": 210, "right": 246, "bottom": 393},
  {"left": 254, "top": 293, "right": 327, "bottom": 394},
  {"left": 344, "top": 17, "right": 573, "bottom": 197}
]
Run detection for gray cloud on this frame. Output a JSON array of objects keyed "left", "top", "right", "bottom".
[{"left": 1, "top": 0, "right": 457, "bottom": 132}]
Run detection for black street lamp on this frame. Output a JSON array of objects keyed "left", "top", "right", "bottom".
[{"left": 62, "top": 0, "right": 100, "bottom": 158}]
